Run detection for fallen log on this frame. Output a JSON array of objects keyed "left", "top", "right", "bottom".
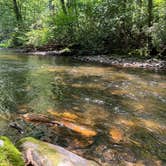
[
  {"left": 58, "top": 120, "right": 97, "bottom": 137},
  {"left": 47, "top": 109, "right": 79, "bottom": 122},
  {"left": 27, "top": 48, "right": 71, "bottom": 56},
  {"left": 21, "top": 113, "right": 97, "bottom": 137},
  {"left": 21, "top": 113, "right": 55, "bottom": 124}
]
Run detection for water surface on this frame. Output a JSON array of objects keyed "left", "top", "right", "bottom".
[{"left": 0, "top": 49, "right": 165, "bottom": 165}]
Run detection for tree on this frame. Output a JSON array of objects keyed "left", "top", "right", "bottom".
[
  {"left": 12, "top": 0, "right": 22, "bottom": 23},
  {"left": 0, "top": 0, "right": 165, "bottom": 57},
  {"left": 60, "top": 0, "right": 67, "bottom": 14},
  {"left": 148, "top": 0, "right": 153, "bottom": 27}
]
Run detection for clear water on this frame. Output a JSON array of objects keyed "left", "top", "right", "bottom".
[{"left": 0, "top": 49, "right": 165, "bottom": 165}]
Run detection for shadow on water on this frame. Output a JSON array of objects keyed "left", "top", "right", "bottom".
[{"left": 0, "top": 49, "right": 166, "bottom": 165}]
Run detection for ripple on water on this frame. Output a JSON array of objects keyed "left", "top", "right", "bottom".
[{"left": 0, "top": 52, "right": 165, "bottom": 165}]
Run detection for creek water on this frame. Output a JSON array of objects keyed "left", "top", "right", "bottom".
[{"left": 0, "top": 49, "right": 165, "bottom": 165}]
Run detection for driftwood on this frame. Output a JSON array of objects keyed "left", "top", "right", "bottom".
[
  {"left": 21, "top": 113, "right": 97, "bottom": 137},
  {"left": 28, "top": 49, "right": 71, "bottom": 56},
  {"left": 9, "top": 122, "right": 24, "bottom": 134},
  {"left": 21, "top": 114, "right": 55, "bottom": 124},
  {"left": 57, "top": 120, "right": 97, "bottom": 137}
]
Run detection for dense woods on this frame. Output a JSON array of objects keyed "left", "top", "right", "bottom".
[{"left": 0, "top": 0, "right": 166, "bottom": 58}]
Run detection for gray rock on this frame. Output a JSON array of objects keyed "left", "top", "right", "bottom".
[{"left": 18, "top": 137, "right": 99, "bottom": 166}]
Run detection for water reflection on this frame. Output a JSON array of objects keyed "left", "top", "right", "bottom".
[{"left": 0, "top": 51, "right": 165, "bottom": 165}]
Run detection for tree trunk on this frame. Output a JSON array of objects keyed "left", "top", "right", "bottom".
[
  {"left": 147, "top": 0, "right": 153, "bottom": 53},
  {"left": 148, "top": 0, "right": 153, "bottom": 27},
  {"left": 60, "top": 0, "right": 67, "bottom": 14},
  {"left": 67, "top": 0, "right": 78, "bottom": 15},
  {"left": 13, "top": 0, "right": 22, "bottom": 23},
  {"left": 48, "top": 0, "right": 54, "bottom": 11}
]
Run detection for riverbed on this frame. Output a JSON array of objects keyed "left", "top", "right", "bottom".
[{"left": 0, "top": 49, "right": 165, "bottom": 165}]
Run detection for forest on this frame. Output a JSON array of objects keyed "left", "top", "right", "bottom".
[
  {"left": 0, "top": 1, "right": 166, "bottom": 166},
  {"left": 0, "top": 0, "right": 166, "bottom": 58}
]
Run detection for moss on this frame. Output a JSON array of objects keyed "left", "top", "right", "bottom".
[
  {"left": 59, "top": 47, "right": 72, "bottom": 56},
  {"left": 61, "top": 47, "right": 71, "bottom": 53},
  {"left": 18, "top": 137, "right": 99, "bottom": 166},
  {"left": 18, "top": 137, "right": 60, "bottom": 165},
  {"left": 0, "top": 136, "right": 24, "bottom": 166},
  {"left": 18, "top": 137, "right": 37, "bottom": 145}
]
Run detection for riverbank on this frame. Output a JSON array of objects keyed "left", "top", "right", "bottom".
[
  {"left": 0, "top": 48, "right": 165, "bottom": 70},
  {"left": 73, "top": 55, "right": 166, "bottom": 70},
  {"left": 26, "top": 49, "right": 166, "bottom": 70}
]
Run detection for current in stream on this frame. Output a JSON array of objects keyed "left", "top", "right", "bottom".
[{"left": 0, "top": 49, "right": 166, "bottom": 165}]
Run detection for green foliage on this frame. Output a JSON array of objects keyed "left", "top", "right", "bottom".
[
  {"left": 0, "top": 39, "right": 13, "bottom": 48},
  {"left": 51, "top": 11, "right": 78, "bottom": 44},
  {"left": 0, "top": 0, "right": 165, "bottom": 57},
  {"left": 26, "top": 28, "right": 51, "bottom": 47},
  {"left": 0, "top": 136, "right": 24, "bottom": 166},
  {"left": 151, "top": 1, "right": 166, "bottom": 54},
  {"left": 128, "top": 47, "right": 150, "bottom": 57}
]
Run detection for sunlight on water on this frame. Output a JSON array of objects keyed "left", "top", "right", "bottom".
[{"left": 0, "top": 50, "right": 165, "bottom": 165}]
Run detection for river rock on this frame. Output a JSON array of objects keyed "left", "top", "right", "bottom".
[
  {"left": 0, "top": 136, "right": 24, "bottom": 166},
  {"left": 18, "top": 137, "right": 99, "bottom": 166}
]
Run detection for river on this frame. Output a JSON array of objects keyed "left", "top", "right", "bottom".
[{"left": 0, "top": 49, "right": 165, "bottom": 165}]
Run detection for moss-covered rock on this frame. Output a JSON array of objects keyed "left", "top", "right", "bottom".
[
  {"left": 0, "top": 136, "right": 24, "bottom": 166},
  {"left": 18, "top": 137, "right": 99, "bottom": 166}
]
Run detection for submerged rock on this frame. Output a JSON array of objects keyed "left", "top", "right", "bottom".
[
  {"left": 18, "top": 137, "right": 99, "bottom": 166},
  {"left": 0, "top": 136, "right": 24, "bottom": 166},
  {"left": 109, "top": 127, "right": 124, "bottom": 143}
]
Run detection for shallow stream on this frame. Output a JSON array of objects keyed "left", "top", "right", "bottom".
[{"left": 0, "top": 49, "right": 165, "bottom": 165}]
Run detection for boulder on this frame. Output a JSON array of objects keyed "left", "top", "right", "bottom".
[
  {"left": 0, "top": 136, "right": 24, "bottom": 166},
  {"left": 18, "top": 137, "right": 99, "bottom": 166}
]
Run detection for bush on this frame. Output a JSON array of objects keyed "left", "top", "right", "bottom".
[{"left": 26, "top": 28, "right": 52, "bottom": 47}]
